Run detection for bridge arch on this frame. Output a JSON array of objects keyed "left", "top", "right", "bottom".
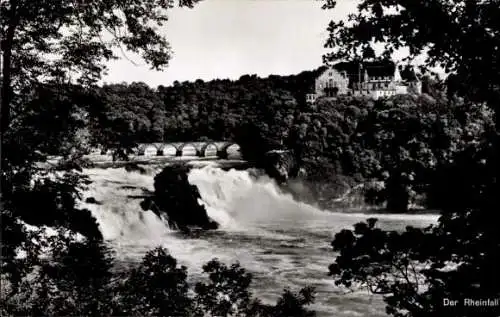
[
  {"left": 138, "top": 144, "right": 158, "bottom": 157},
  {"left": 129, "top": 141, "right": 240, "bottom": 158},
  {"left": 199, "top": 142, "right": 218, "bottom": 157},
  {"left": 217, "top": 143, "right": 241, "bottom": 159},
  {"left": 158, "top": 144, "right": 178, "bottom": 156},
  {"left": 176, "top": 143, "right": 198, "bottom": 157}
]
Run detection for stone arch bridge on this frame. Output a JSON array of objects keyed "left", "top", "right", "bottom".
[{"left": 132, "top": 141, "right": 241, "bottom": 159}]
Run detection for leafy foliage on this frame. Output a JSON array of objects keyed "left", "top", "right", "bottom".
[
  {"left": 323, "top": 0, "right": 500, "bottom": 104},
  {"left": 324, "top": 0, "right": 500, "bottom": 316},
  {"left": 193, "top": 259, "right": 257, "bottom": 316},
  {"left": 1, "top": 244, "right": 316, "bottom": 317},
  {"left": 85, "top": 70, "right": 320, "bottom": 151},
  {"left": 11, "top": 170, "right": 102, "bottom": 239},
  {"left": 1, "top": 229, "right": 113, "bottom": 316},
  {"left": 113, "top": 247, "right": 192, "bottom": 316},
  {"left": 1, "top": 0, "right": 203, "bottom": 252}
]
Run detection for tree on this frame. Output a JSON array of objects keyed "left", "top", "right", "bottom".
[
  {"left": 324, "top": 0, "right": 500, "bottom": 126},
  {"left": 15, "top": 83, "right": 96, "bottom": 157},
  {"left": 1, "top": 228, "right": 114, "bottom": 316},
  {"left": 0, "top": 0, "right": 201, "bottom": 135},
  {"left": 0, "top": 0, "right": 202, "bottom": 312},
  {"left": 113, "top": 247, "right": 193, "bottom": 316},
  {"left": 2, "top": 243, "right": 317, "bottom": 316},
  {"left": 193, "top": 259, "right": 256, "bottom": 316},
  {"left": 0, "top": 0, "right": 203, "bottom": 248},
  {"left": 325, "top": 1, "right": 500, "bottom": 316}
]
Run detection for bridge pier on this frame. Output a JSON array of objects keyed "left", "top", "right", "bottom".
[{"left": 217, "top": 150, "right": 228, "bottom": 159}]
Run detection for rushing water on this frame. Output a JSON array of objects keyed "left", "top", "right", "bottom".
[{"left": 82, "top": 163, "right": 438, "bottom": 317}]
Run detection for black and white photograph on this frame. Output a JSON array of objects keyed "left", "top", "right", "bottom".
[{"left": 1, "top": 0, "right": 499, "bottom": 316}]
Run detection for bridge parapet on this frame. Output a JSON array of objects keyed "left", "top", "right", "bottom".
[{"left": 133, "top": 141, "right": 241, "bottom": 158}]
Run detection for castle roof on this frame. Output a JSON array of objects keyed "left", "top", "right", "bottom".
[
  {"left": 333, "top": 60, "right": 396, "bottom": 80},
  {"left": 365, "top": 61, "right": 397, "bottom": 78}
]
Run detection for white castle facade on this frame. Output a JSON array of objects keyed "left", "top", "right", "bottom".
[{"left": 306, "top": 60, "right": 422, "bottom": 103}]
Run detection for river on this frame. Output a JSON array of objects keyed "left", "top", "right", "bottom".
[{"left": 81, "top": 161, "right": 438, "bottom": 317}]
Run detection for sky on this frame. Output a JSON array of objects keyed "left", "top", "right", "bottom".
[{"left": 102, "top": 0, "right": 360, "bottom": 87}]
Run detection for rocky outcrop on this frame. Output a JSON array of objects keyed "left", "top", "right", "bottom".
[
  {"left": 284, "top": 175, "right": 356, "bottom": 210},
  {"left": 261, "top": 152, "right": 377, "bottom": 210},
  {"left": 261, "top": 150, "right": 299, "bottom": 183},
  {"left": 141, "top": 164, "right": 218, "bottom": 233}
]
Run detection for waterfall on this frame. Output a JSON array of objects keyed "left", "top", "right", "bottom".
[
  {"left": 79, "top": 164, "right": 437, "bottom": 316},
  {"left": 188, "top": 166, "right": 325, "bottom": 229}
]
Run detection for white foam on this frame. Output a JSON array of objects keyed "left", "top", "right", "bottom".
[{"left": 188, "top": 166, "right": 326, "bottom": 230}]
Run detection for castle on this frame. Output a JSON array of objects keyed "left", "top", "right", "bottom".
[{"left": 306, "top": 60, "right": 422, "bottom": 102}]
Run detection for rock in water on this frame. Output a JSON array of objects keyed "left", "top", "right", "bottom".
[
  {"left": 141, "top": 164, "right": 219, "bottom": 232},
  {"left": 262, "top": 150, "right": 298, "bottom": 183}
]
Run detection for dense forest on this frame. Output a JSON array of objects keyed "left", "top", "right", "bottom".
[
  {"left": 20, "top": 68, "right": 322, "bottom": 153},
  {"left": 90, "top": 69, "right": 324, "bottom": 151}
]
